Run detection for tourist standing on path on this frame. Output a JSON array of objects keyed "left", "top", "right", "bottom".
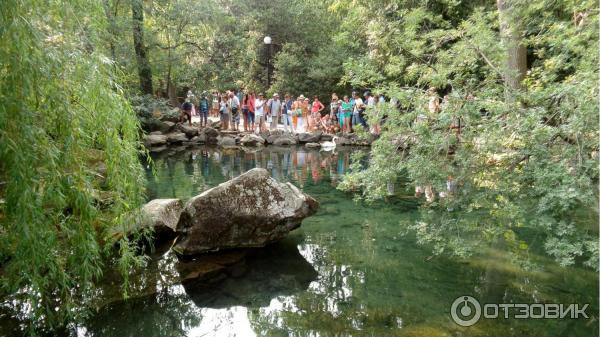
[
  {"left": 292, "top": 95, "right": 305, "bottom": 132},
  {"left": 301, "top": 97, "right": 310, "bottom": 133},
  {"left": 198, "top": 92, "right": 210, "bottom": 128},
  {"left": 311, "top": 96, "right": 325, "bottom": 131},
  {"left": 254, "top": 93, "right": 266, "bottom": 133},
  {"left": 211, "top": 91, "right": 219, "bottom": 117},
  {"left": 247, "top": 92, "right": 256, "bottom": 132},
  {"left": 242, "top": 92, "right": 250, "bottom": 132},
  {"left": 267, "top": 93, "right": 282, "bottom": 131},
  {"left": 282, "top": 94, "right": 294, "bottom": 133},
  {"left": 330, "top": 93, "right": 340, "bottom": 125},
  {"left": 352, "top": 91, "right": 366, "bottom": 131},
  {"left": 229, "top": 91, "right": 241, "bottom": 131},
  {"left": 219, "top": 94, "right": 230, "bottom": 130},
  {"left": 340, "top": 95, "right": 352, "bottom": 133}
]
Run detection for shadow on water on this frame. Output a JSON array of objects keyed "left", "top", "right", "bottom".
[{"left": 180, "top": 238, "right": 318, "bottom": 309}]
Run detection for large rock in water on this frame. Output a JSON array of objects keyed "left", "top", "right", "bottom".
[
  {"left": 141, "top": 199, "right": 183, "bottom": 237},
  {"left": 174, "top": 168, "right": 319, "bottom": 255}
]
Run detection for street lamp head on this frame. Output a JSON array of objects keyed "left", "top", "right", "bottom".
[{"left": 263, "top": 36, "right": 272, "bottom": 44}]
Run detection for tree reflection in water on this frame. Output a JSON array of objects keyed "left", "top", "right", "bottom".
[{"left": 73, "top": 145, "right": 598, "bottom": 337}]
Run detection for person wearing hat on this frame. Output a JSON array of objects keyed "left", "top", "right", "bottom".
[{"left": 266, "top": 93, "right": 282, "bottom": 131}]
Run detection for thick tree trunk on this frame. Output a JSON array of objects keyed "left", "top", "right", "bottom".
[
  {"left": 131, "top": 0, "right": 153, "bottom": 95},
  {"left": 497, "top": 0, "right": 527, "bottom": 101}
]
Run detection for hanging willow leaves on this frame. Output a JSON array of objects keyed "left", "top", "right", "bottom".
[{"left": 0, "top": 0, "right": 147, "bottom": 331}]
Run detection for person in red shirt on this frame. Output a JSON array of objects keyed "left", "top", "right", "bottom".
[{"left": 310, "top": 96, "right": 324, "bottom": 131}]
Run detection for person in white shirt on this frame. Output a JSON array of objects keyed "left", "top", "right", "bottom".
[
  {"left": 254, "top": 93, "right": 266, "bottom": 133},
  {"left": 352, "top": 91, "right": 365, "bottom": 131},
  {"left": 229, "top": 92, "right": 240, "bottom": 131}
]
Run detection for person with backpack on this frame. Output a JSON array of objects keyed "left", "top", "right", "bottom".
[
  {"left": 180, "top": 99, "right": 193, "bottom": 126},
  {"left": 266, "top": 93, "right": 282, "bottom": 131}
]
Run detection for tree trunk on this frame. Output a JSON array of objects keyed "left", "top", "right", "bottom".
[
  {"left": 102, "top": 0, "right": 117, "bottom": 62},
  {"left": 497, "top": 0, "right": 527, "bottom": 102},
  {"left": 131, "top": 0, "right": 153, "bottom": 95}
]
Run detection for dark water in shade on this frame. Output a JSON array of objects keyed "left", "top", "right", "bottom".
[{"left": 72, "top": 146, "right": 597, "bottom": 336}]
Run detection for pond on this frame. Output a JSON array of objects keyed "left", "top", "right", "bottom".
[{"left": 77, "top": 145, "right": 597, "bottom": 337}]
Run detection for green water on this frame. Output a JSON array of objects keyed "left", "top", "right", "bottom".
[{"left": 79, "top": 145, "right": 597, "bottom": 337}]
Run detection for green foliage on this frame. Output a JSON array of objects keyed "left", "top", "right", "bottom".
[
  {"left": 0, "top": 0, "right": 147, "bottom": 332},
  {"left": 335, "top": 0, "right": 599, "bottom": 269}
]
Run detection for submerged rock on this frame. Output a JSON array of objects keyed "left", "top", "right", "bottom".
[
  {"left": 181, "top": 239, "right": 317, "bottom": 308},
  {"left": 174, "top": 168, "right": 319, "bottom": 255}
]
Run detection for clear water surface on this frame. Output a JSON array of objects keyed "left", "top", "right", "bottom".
[{"left": 77, "top": 145, "right": 598, "bottom": 337}]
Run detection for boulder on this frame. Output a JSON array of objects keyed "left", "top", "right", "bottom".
[
  {"left": 109, "top": 199, "right": 182, "bottom": 242},
  {"left": 159, "top": 121, "right": 176, "bottom": 133},
  {"left": 334, "top": 136, "right": 351, "bottom": 146},
  {"left": 240, "top": 134, "right": 265, "bottom": 146},
  {"left": 217, "top": 136, "right": 236, "bottom": 147},
  {"left": 174, "top": 168, "right": 319, "bottom": 255},
  {"left": 144, "top": 134, "right": 168, "bottom": 147},
  {"left": 178, "top": 124, "right": 199, "bottom": 138},
  {"left": 272, "top": 136, "right": 297, "bottom": 146},
  {"left": 305, "top": 142, "right": 321, "bottom": 148},
  {"left": 141, "top": 199, "right": 183, "bottom": 237},
  {"left": 297, "top": 132, "right": 322, "bottom": 143},
  {"left": 189, "top": 135, "right": 205, "bottom": 144},
  {"left": 166, "top": 132, "right": 188, "bottom": 144},
  {"left": 202, "top": 127, "right": 220, "bottom": 144},
  {"left": 320, "top": 134, "right": 334, "bottom": 141}
]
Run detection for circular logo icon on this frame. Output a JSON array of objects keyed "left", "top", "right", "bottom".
[{"left": 451, "top": 296, "right": 481, "bottom": 327}]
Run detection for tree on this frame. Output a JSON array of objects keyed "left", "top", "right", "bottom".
[
  {"left": 497, "top": 0, "right": 528, "bottom": 101},
  {"left": 0, "top": 0, "right": 147, "bottom": 332},
  {"left": 132, "top": 0, "right": 154, "bottom": 94}
]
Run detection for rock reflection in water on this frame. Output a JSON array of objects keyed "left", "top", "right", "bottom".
[{"left": 181, "top": 238, "right": 317, "bottom": 309}]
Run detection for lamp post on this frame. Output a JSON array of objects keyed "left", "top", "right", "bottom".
[{"left": 263, "top": 36, "right": 272, "bottom": 88}]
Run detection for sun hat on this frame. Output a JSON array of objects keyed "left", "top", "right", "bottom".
[{"left": 273, "top": 93, "right": 279, "bottom": 97}]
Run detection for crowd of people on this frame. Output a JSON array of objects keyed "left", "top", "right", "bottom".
[
  {"left": 178, "top": 86, "right": 461, "bottom": 203},
  {"left": 180, "top": 89, "right": 387, "bottom": 135}
]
